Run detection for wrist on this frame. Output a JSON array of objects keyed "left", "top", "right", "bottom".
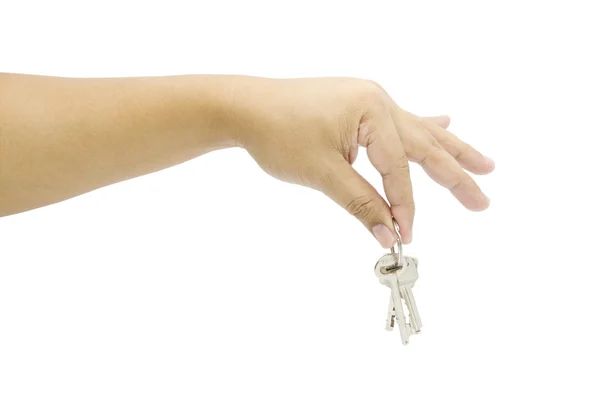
[
  {"left": 155, "top": 75, "right": 249, "bottom": 152},
  {"left": 191, "top": 75, "right": 282, "bottom": 151},
  {"left": 213, "top": 75, "right": 275, "bottom": 150},
  {"left": 184, "top": 75, "right": 245, "bottom": 150},
  {"left": 188, "top": 74, "right": 275, "bottom": 151}
]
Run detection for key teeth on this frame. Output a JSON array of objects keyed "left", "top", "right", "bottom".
[{"left": 386, "top": 316, "right": 395, "bottom": 331}]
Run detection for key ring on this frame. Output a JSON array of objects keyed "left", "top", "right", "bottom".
[
  {"left": 379, "top": 218, "right": 403, "bottom": 274},
  {"left": 389, "top": 219, "right": 403, "bottom": 263}
]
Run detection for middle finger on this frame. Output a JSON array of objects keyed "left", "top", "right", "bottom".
[{"left": 393, "top": 110, "right": 490, "bottom": 211}]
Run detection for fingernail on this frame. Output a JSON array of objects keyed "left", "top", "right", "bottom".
[
  {"left": 372, "top": 224, "right": 397, "bottom": 249},
  {"left": 484, "top": 156, "right": 495, "bottom": 168}
]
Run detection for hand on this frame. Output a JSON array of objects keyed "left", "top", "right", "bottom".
[{"left": 234, "top": 77, "right": 495, "bottom": 248}]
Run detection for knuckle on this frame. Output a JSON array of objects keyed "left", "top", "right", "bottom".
[
  {"left": 365, "top": 79, "right": 385, "bottom": 92},
  {"left": 382, "top": 155, "right": 410, "bottom": 178},
  {"left": 357, "top": 122, "right": 378, "bottom": 147},
  {"left": 416, "top": 118, "right": 440, "bottom": 140},
  {"left": 455, "top": 143, "right": 474, "bottom": 161},
  {"left": 392, "top": 199, "right": 415, "bottom": 213},
  {"left": 454, "top": 149, "right": 466, "bottom": 162},
  {"left": 403, "top": 140, "right": 417, "bottom": 158},
  {"left": 345, "top": 195, "right": 378, "bottom": 219},
  {"left": 396, "top": 156, "right": 411, "bottom": 172},
  {"left": 450, "top": 176, "right": 469, "bottom": 191},
  {"left": 430, "top": 137, "right": 444, "bottom": 150},
  {"left": 354, "top": 81, "right": 387, "bottom": 109},
  {"left": 418, "top": 138, "right": 444, "bottom": 166}
]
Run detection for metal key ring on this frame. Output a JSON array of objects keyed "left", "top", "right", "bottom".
[{"left": 389, "top": 219, "right": 403, "bottom": 260}]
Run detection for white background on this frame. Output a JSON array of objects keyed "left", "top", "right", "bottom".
[{"left": 1, "top": 1, "right": 599, "bottom": 396}]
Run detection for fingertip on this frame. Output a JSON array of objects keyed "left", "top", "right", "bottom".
[
  {"left": 484, "top": 156, "right": 495, "bottom": 171},
  {"left": 398, "top": 219, "right": 413, "bottom": 244},
  {"left": 391, "top": 206, "right": 414, "bottom": 245},
  {"left": 466, "top": 155, "right": 495, "bottom": 175},
  {"left": 451, "top": 179, "right": 490, "bottom": 212},
  {"left": 440, "top": 115, "right": 451, "bottom": 129},
  {"left": 467, "top": 192, "right": 491, "bottom": 211},
  {"left": 424, "top": 115, "right": 451, "bottom": 129},
  {"left": 477, "top": 194, "right": 491, "bottom": 211}
]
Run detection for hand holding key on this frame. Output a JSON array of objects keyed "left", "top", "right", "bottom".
[{"left": 238, "top": 77, "right": 495, "bottom": 247}]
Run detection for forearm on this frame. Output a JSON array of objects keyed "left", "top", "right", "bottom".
[{"left": 0, "top": 73, "right": 240, "bottom": 216}]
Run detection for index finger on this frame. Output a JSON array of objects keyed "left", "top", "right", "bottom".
[{"left": 358, "top": 107, "right": 415, "bottom": 243}]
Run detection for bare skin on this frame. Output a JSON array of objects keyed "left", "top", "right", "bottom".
[{"left": 0, "top": 74, "right": 494, "bottom": 248}]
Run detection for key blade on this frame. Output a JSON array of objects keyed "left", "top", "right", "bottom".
[
  {"left": 390, "top": 281, "right": 410, "bottom": 345},
  {"left": 386, "top": 294, "right": 395, "bottom": 331},
  {"left": 403, "top": 286, "right": 422, "bottom": 332}
]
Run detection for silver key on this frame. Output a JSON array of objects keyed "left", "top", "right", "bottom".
[
  {"left": 397, "top": 256, "right": 422, "bottom": 334},
  {"left": 374, "top": 223, "right": 422, "bottom": 345}
]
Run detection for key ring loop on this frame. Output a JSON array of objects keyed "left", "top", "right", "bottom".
[{"left": 389, "top": 219, "right": 402, "bottom": 260}]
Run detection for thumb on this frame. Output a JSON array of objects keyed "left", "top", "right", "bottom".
[{"left": 319, "top": 160, "right": 398, "bottom": 248}]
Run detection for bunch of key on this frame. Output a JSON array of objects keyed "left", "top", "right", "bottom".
[{"left": 374, "top": 221, "right": 422, "bottom": 345}]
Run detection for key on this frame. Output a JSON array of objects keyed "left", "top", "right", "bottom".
[
  {"left": 396, "top": 256, "right": 422, "bottom": 334},
  {"left": 375, "top": 253, "right": 411, "bottom": 344},
  {"left": 375, "top": 252, "right": 406, "bottom": 336},
  {"left": 374, "top": 223, "right": 422, "bottom": 345}
]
